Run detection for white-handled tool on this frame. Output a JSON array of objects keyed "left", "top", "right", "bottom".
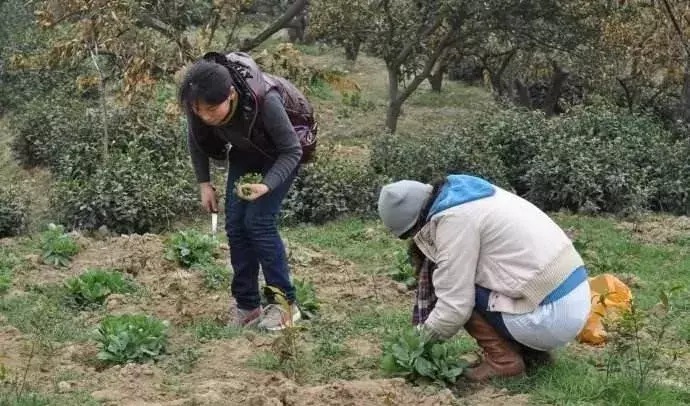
[{"left": 211, "top": 212, "right": 218, "bottom": 234}]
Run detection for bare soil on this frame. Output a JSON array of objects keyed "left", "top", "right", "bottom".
[
  {"left": 617, "top": 215, "right": 690, "bottom": 244},
  {"left": 0, "top": 232, "right": 532, "bottom": 405}
]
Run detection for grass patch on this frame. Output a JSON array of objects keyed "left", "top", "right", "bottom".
[
  {"left": 0, "top": 389, "right": 99, "bottom": 406},
  {"left": 407, "top": 81, "right": 495, "bottom": 110},
  {"left": 554, "top": 214, "right": 690, "bottom": 309},
  {"left": 0, "top": 248, "right": 17, "bottom": 294},
  {"left": 189, "top": 319, "right": 243, "bottom": 342},
  {"left": 307, "top": 78, "right": 335, "bottom": 100},
  {"left": 0, "top": 288, "right": 92, "bottom": 343},
  {"left": 496, "top": 355, "right": 690, "bottom": 406},
  {"left": 283, "top": 218, "right": 404, "bottom": 273},
  {"left": 294, "top": 43, "right": 329, "bottom": 56},
  {"left": 246, "top": 351, "right": 281, "bottom": 371}
]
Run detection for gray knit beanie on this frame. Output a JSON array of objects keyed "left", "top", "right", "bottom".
[{"left": 378, "top": 180, "right": 433, "bottom": 237}]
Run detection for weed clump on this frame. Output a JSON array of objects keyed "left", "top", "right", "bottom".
[
  {"left": 164, "top": 229, "right": 219, "bottom": 268},
  {"left": 39, "top": 224, "right": 79, "bottom": 267},
  {"left": 95, "top": 314, "right": 169, "bottom": 364},
  {"left": 381, "top": 327, "right": 466, "bottom": 385},
  {"left": 65, "top": 268, "right": 137, "bottom": 308}
]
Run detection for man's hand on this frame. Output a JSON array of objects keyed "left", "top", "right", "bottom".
[
  {"left": 200, "top": 182, "right": 218, "bottom": 212},
  {"left": 237, "top": 183, "right": 269, "bottom": 201}
]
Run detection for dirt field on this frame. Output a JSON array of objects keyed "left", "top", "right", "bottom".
[{"left": 0, "top": 232, "right": 536, "bottom": 405}]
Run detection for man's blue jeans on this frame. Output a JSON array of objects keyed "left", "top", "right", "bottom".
[{"left": 225, "top": 164, "right": 296, "bottom": 310}]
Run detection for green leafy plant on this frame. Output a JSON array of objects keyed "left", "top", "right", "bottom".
[
  {"left": 388, "top": 249, "right": 416, "bottom": 289},
  {"left": 64, "top": 268, "right": 137, "bottom": 307},
  {"left": 381, "top": 327, "right": 466, "bottom": 385},
  {"left": 191, "top": 262, "right": 231, "bottom": 291},
  {"left": 95, "top": 314, "right": 169, "bottom": 364},
  {"left": 164, "top": 229, "right": 219, "bottom": 268},
  {"left": 294, "top": 278, "right": 320, "bottom": 319},
  {"left": 234, "top": 172, "right": 263, "bottom": 199},
  {"left": 39, "top": 224, "right": 79, "bottom": 267}
]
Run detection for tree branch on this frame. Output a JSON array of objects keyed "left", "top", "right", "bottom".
[
  {"left": 239, "top": 0, "right": 308, "bottom": 52},
  {"left": 397, "top": 33, "right": 457, "bottom": 103},
  {"left": 496, "top": 48, "right": 517, "bottom": 78},
  {"left": 205, "top": 13, "right": 220, "bottom": 50},
  {"left": 137, "top": 14, "right": 194, "bottom": 61},
  {"left": 617, "top": 77, "right": 635, "bottom": 113},
  {"left": 225, "top": 11, "right": 244, "bottom": 51},
  {"left": 392, "top": 17, "right": 443, "bottom": 68},
  {"left": 661, "top": 0, "right": 690, "bottom": 56}
]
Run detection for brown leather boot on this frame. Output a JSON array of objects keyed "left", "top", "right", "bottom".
[{"left": 463, "top": 310, "right": 526, "bottom": 381}]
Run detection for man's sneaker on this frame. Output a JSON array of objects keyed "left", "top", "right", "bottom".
[
  {"left": 230, "top": 306, "right": 262, "bottom": 328},
  {"left": 257, "top": 304, "right": 301, "bottom": 331}
]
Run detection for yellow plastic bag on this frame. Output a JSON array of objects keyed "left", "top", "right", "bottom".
[{"left": 576, "top": 274, "right": 632, "bottom": 346}]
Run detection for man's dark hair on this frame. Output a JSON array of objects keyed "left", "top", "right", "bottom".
[{"left": 178, "top": 59, "right": 234, "bottom": 114}]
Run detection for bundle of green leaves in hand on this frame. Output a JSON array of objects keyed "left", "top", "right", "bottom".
[
  {"left": 234, "top": 172, "right": 263, "bottom": 200},
  {"left": 381, "top": 327, "right": 466, "bottom": 385}
]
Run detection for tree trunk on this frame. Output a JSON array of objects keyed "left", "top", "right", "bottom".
[
  {"left": 386, "top": 66, "right": 401, "bottom": 133},
  {"left": 543, "top": 61, "right": 569, "bottom": 117},
  {"left": 384, "top": 32, "right": 455, "bottom": 132},
  {"left": 344, "top": 38, "right": 361, "bottom": 61},
  {"left": 514, "top": 79, "right": 531, "bottom": 108},
  {"left": 682, "top": 56, "right": 690, "bottom": 122},
  {"left": 386, "top": 100, "right": 403, "bottom": 134},
  {"left": 428, "top": 61, "right": 445, "bottom": 92},
  {"left": 239, "top": 0, "right": 308, "bottom": 52}
]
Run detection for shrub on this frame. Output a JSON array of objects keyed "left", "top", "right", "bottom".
[
  {"left": 39, "top": 224, "right": 79, "bottom": 267},
  {"left": 648, "top": 138, "right": 690, "bottom": 215},
  {"left": 10, "top": 94, "right": 197, "bottom": 234},
  {"left": 282, "top": 151, "right": 390, "bottom": 224},
  {"left": 370, "top": 104, "right": 687, "bottom": 217},
  {"left": 370, "top": 129, "right": 509, "bottom": 186},
  {"left": 469, "top": 108, "right": 550, "bottom": 194},
  {"left": 0, "top": 186, "right": 26, "bottom": 238},
  {"left": 524, "top": 105, "right": 674, "bottom": 215},
  {"left": 65, "top": 269, "right": 137, "bottom": 308},
  {"left": 52, "top": 149, "right": 197, "bottom": 234},
  {"left": 164, "top": 229, "right": 219, "bottom": 268},
  {"left": 95, "top": 314, "right": 169, "bottom": 364},
  {"left": 9, "top": 92, "right": 91, "bottom": 169}
]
